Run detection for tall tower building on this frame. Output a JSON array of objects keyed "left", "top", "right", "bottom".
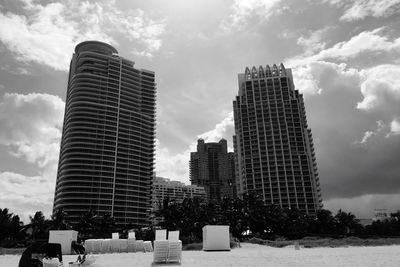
[
  {"left": 233, "top": 64, "right": 322, "bottom": 214},
  {"left": 190, "top": 139, "right": 236, "bottom": 200},
  {"left": 53, "top": 41, "right": 156, "bottom": 226}
]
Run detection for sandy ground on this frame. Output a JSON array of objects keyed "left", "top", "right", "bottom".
[{"left": 2, "top": 243, "right": 400, "bottom": 267}]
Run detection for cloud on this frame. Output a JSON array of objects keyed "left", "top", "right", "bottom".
[
  {"left": 198, "top": 112, "right": 234, "bottom": 145},
  {"left": 357, "top": 64, "right": 400, "bottom": 111},
  {"left": 326, "top": 0, "right": 400, "bottom": 21},
  {"left": 389, "top": 117, "right": 400, "bottom": 135},
  {"left": 324, "top": 193, "right": 400, "bottom": 218},
  {"left": 0, "top": 92, "right": 65, "bottom": 222},
  {"left": 156, "top": 112, "right": 234, "bottom": 184},
  {"left": 297, "top": 27, "right": 330, "bottom": 55},
  {"left": 0, "top": 171, "right": 54, "bottom": 222},
  {"left": 297, "top": 61, "right": 400, "bottom": 202},
  {"left": 353, "top": 120, "right": 386, "bottom": 144},
  {"left": 288, "top": 28, "right": 400, "bottom": 66},
  {"left": 220, "top": 0, "right": 283, "bottom": 31},
  {"left": 0, "top": 93, "right": 64, "bottom": 168},
  {"left": 291, "top": 61, "right": 361, "bottom": 96},
  {"left": 0, "top": 1, "right": 166, "bottom": 70}
]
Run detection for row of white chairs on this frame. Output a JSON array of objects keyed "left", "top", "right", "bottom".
[
  {"left": 85, "top": 232, "right": 153, "bottom": 253},
  {"left": 153, "top": 230, "right": 182, "bottom": 263}
]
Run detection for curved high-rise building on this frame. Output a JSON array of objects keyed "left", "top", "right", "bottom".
[
  {"left": 53, "top": 41, "right": 156, "bottom": 226},
  {"left": 233, "top": 64, "right": 322, "bottom": 214}
]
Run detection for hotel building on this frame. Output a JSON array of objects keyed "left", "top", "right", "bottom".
[
  {"left": 152, "top": 176, "right": 206, "bottom": 211},
  {"left": 53, "top": 41, "right": 156, "bottom": 226},
  {"left": 190, "top": 139, "right": 236, "bottom": 200},
  {"left": 233, "top": 64, "right": 322, "bottom": 214}
]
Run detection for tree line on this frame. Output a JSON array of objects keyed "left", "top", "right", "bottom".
[
  {"left": 1, "top": 194, "right": 400, "bottom": 247},
  {"left": 156, "top": 194, "right": 400, "bottom": 243}
]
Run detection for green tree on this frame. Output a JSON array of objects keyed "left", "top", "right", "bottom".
[
  {"left": 97, "top": 213, "right": 116, "bottom": 238},
  {"left": 0, "top": 208, "right": 23, "bottom": 242},
  {"left": 50, "top": 209, "right": 70, "bottom": 230},
  {"left": 334, "top": 209, "right": 360, "bottom": 235},
  {"left": 76, "top": 209, "right": 99, "bottom": 238},
  {"left": 29, "top": 211, "right": 49, "bottom": 241}
]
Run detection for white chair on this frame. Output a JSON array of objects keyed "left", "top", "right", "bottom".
[
  {"left": 135, "top": 240, "right": 145, "bottom": 252},
  {"left": 110, "top": 233, "right": 120, "bottom": 253},
  {"left": 143, "top": 241, "right": 153, "bottom": 252},
  {"left": 92, "top": 239, "right": 102, "bottom": 253},
  {"left": 155, "top": 229, "right": 167, "bottom": 240},
  {"left": 42, "top": 258, "right": 60, "bottom": 267},
  {"left": 84, "top": 239, "right": 95, "bottom": 253},
  {"left": 153, "top": 240, "right": 169, "bottom": 263},
  {"left": 153, "top": 229, "right": 169, "bottom": 263},
  {"left": 167, "top": 230, "right": 182, "bottom": 263},
  {"left": 127, "top": 238, "right": 136, "bottom": 252},
  {"left": 128, "top": 232, "right": 136, "bottom": 239},
  {"left": 112, "top": 232, "right": 119, "bottom": 239},
  {"left": 120, "top": 239, "right": 128, "bottom": 252},
  {"left": 101, "top": 239, "right": 111, "bottom": 253}
]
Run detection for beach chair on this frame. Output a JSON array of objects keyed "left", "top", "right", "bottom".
[
  {"left": 42, "top": 257, "right": 60, "bottom": 267},
  {"left": 155, "top": 229, "right": 167, "bottom": 240},
  {"left": 143, "top": 241, "right": 153, "bottom": 252},
  {"left": 92, "top": 239, "right": 102, "bottom": 253},
  {"left": 167, "top": 231, "right": 182, "bottom": 263},
  {"left": 101, "top": 239, "right": 111, "bottom": 253},
  {"left": 120, "top": 239, "right": 128, "bottom": 252},
  {"left": 110, "top": 233, "right": 120, "bottom": 253},
  {"left": 135, "top": 240, "right": 145, "bottom": 252},
  {"left": 128, "top": 232, "right": 136, "bottom": 239},
  {"left": 127, "top": 232, "right": 136, "bottom": 252},
  {"left": 153, "top": 229, "right": 169, "bottom": 263}
]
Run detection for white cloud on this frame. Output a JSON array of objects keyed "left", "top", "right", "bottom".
[
  {"left": 389, "top": 118, "right": 400, "bottom": 135},
  {"left": 326, "top": 0, "right": 400, "bottom": 21},
  {"left": 0, "top": 92, "right": 65, "bottom": 222},
  {"left": 353, "top": 120, "right": 387, "bottom": 144},
  {"left": 291, "top": 61, "right": 361, "bottom": 96},
  {"left": 198, "top": 112, "right": 234, "bottom": 145},
  {"left": 155, "top": 140, "right": 193, "bottom": 184},
  {"left": 220, "top": 0, "right": 283, "bottom": 31},
  {"left": 0, "top": 1, "right": 166, "bottom": 70},
  {"left": 288, "top": 28, "right": 400, "bottom": 66},
  {"left": 357, "top": 64, "right": 400, "bottom": 110},
  {"left": 0, "top": 93, "right": 65, "bottom": 168},
  {"left": 156, "top": 112, "right": 234, "bottom": 183},
  {"left": 0, "top": 171, "right": 54, "bottom": 223},
  {"left": 297, "top": 27, "right": 330, "bottom": 55}
]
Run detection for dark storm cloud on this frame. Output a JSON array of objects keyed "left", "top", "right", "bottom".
[{"left": 303, "top": 62, "right": 400, "bottom": 200}]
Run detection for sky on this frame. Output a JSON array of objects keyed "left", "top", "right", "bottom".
[{"left": 0, "top": 0, "right": 399, "bottom": 222}]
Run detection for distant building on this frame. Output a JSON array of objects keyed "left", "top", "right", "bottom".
[
  {"left": 189, "top": 139, "right": 236, "bottom": 200},
  {"left": 373, "top": 209, "right": 388, "bottom": 221},
  {"left": 53, "top": 41, "right": 156, "bottom": 226},
  {"left": 152, "top": 176, "right": 206, "bottom": 211},
  {"left": 233, "top": 64, "right": 322, "bottom": 214}
]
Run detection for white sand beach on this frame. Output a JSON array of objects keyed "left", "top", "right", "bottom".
[{"left": 2, "top": 243, "right": 400, "bottom": 267}]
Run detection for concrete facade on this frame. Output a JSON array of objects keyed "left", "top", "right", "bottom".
[
  {"left": 233, "top": 64, "right": 322, "bottom": 214},
  {"left": 53, "top": 41, "right": 156, "bottom": 226},
  {"left": 190, "top": 139, "right": 236, "bottom": 200}
]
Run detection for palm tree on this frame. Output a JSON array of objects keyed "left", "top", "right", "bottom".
[
  {"left": 98, "top": 213, "right": 116, "bottom": 238},
  {"left": 307, "top": 209, "right": 337, "bottom": 235},
  {"left": 0, "top": 208, "right": 23, "bottom": 241},
  {"left": 29, "top": 211, "right": 49, "bottom": 241},
  {"left": 76, "top": 209, "right": 99, "bottom": 238},
  {"left": 50, "top": 208, "right": 70, "bottom": 230},
  {"left": 335, "top": 209, "right": 360, "bottom": 234}
]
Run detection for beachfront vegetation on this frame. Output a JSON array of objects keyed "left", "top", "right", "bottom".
[{"left": 1, "top": 195, "right": 400, "bottom": 248}]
